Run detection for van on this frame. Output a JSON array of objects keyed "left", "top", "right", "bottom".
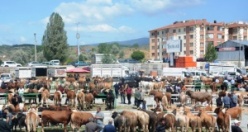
[
  {"left": 49, "top": 60, "right": 60, "bottom": 65},
  {"left": 187, "top": 70, "right": 208, "bottom": 80}
]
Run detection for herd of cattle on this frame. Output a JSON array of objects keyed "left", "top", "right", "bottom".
[{"left": 0, "top": 75, "right": 247, "bottom": 132}]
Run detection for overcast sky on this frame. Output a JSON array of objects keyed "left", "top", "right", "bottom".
[{"left": 0, "top": 0, "right": 247, "bottom": 45}]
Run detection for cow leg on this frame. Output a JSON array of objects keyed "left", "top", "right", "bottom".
[{"left": 63, "top": 123, "right": 67, "bottom": 132}]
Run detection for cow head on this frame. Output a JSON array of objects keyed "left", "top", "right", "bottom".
[{"left": 111, "top": 111, "right": 119, "bottom": 119}]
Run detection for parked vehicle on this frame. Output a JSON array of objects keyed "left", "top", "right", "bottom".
[
  {"left": 15, "top": 67, "right": 32, "bottom": 79},
  {"left": 28, "top": 61, "right": 42, "bottom": 67},
  {"left": 91, "top": 64, "right": 129, "bottom": 77},
  {"left": 0, "top": 73, "right": 12, "bottom": 83},
  {"left": 47, "top": 66, "right": 67, "bottom": 78},
  {"left": 1, "top": 61, "right": 22, "bottom": 67},
  {"left": 70, "top": 61, "right": 88, "bottom": 67},
  {"left": 49, "top": 60, "right": 60, "bottom": 65}
]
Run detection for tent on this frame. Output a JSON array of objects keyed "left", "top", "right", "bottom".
[{"left": 66, "top": 68, "right": 90, "bottom": 73}]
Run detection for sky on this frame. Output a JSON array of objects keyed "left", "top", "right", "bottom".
[{"left": 0, "top": 0, "right": 247, "bottom": 45}]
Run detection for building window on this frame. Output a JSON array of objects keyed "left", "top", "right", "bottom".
[
  {"left": 207, "top": 26, "right": 214, "bottom": 31},
  {"left": 178, "top": 29, "right": 181, "bottom": 33},
  {"left": 190, "top": 50, "right": 194, "bottom": 54},
  {"left": 190, "top": 27, "right": 194, "bottom": 31},
  {"left": 183, "top": 28, "right": 186, "bottom": 32},
  {"left": 200, "top": 27, "right": 204, "bottom": 31},
  {"left": 190, "top": 35, "right": 194, "bottom": 39},
  {"left": 152, "top": 46, "right": 155, "bottom": 50},
  {"left": 152, "top": 53, "right": 155, "bottom": 56},
  {"left": 184, "top": 43, "right": 186, "bottom": 47},
  {"left": 217, "top": 26, "right": 223, "bottom": 31},
  {"left": 217, "top": 34, "right": 222, "bottom": 39},
  {"left": 190, "top": 43, "right": 194, "bottom": 47},
  {"left": 200, "top": 50, "right": 204, "bottom": 54},
  {"left": 200, "top": 43, "right": 204, "bottom": 46},
  {"left": 184, "top": 51, "right": 186, "bottom": 54},
  {"left": 152, "top": 39, "right": 156, "bottom": 42},
  {"left": 206, "top": 33, "right": 214, "bottom": 39},
  {"left": 178, "top": 36, "right": 181, "bottom": 39},
  {"left": 200, "top": 35, "right": 204, "bottom": 39},
  {"left": 184, "top": 35, "right": 186, "bottom": 39},
  {"left": 173, "top": 29, "right": 176, "bottom": 33}
]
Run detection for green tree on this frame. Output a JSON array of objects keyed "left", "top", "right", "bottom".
[
  {"left": 205, "top": 43, "right": 217, "bottom": 62},
  {"left": 102, "top": 54, "right": 114, "bottom": 64},
  {"left": 111, "top": 44, "right": 120, "bottom": 56},
  {"left": 119, "top": 50, "right": 124, "bottom": 59},
  {"left": 132, "top": 43, "right": 139, "bottom": 49},
  {"left": 11, "top": 50, "right": 31, "bottom": 65},
  {"left": 42, "top": 12, "right": 68, "bottom": 63},
  {"left": 79, "top": 54, "right": 88, "bottom": 61},
  {"left": 98, "top": 43, "right": 111, "bottom": 54},
  {"left": 131, "top": 50, "right": 145, "bottom": 61}
]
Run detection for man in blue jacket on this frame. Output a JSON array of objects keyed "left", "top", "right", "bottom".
[{"left": 102, "top": 119, "right": 116, "bottom": 132}]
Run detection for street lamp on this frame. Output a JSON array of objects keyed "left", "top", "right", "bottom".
[
  {"left": 76, "top": 23, "right": 80, "bottom": 63},
  {"left": 34, "top": 33, "right": 37, "bottom": 62}
]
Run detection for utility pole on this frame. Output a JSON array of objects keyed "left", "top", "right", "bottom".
[
  {"left": 76, "top": 23, "right": 80, "bottom": 63},
  {"left": 238, "top": 31, "right": 241, "bottom": 67},
  {"left": 34, "top": 33, "right": 37, "bottom": 62}
]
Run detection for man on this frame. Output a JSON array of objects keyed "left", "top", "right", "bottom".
[
  {"left": 119, "top": 85, "right": 126, "bottom": 104},
  {"left": 4, "top": 109, "right": 13, "bottom": 131},
  {"left": 231, "top": 119, "right": 243, "bottom": 132},
  {"left": 231, "top": 91, "right": 238, "bottom": 108},
  {"left": 95, "top": 107, "right": 104, "bottom": 132},
  {"left": 85, "top": 118, "right": 99, "bottom": 132},
  {"left": 113, "top": 83, "right": 120, "bottom": 99},
  {"left": 216, "top": 96, "right": 223, "bottom": 108},
  {"left": 134, "top": 88, "right": 141, "bottom": 107},
  {"left": 102, "top": 118, "right": 116, "bottom": 132},
  {"left": 223, "top": 93, "right": 231, "bottom": 108},
  {"left": 0, "top": 114, "right": 11, "bottom": 132},
  {"left": 11, "top": 94, "right": 19, "bottom": 107}
]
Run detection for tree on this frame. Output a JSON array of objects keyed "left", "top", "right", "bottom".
[
  {"left": 98, "top": 43, "right": 111, "bottom": 54},
  {"left": 42, "top": 12, "right": 68, "bottom": 63},
  {"left": 11, "top": 50, "right": 31, "bottom": 65},
  {"left": 79, "top": 54, "right": 88, "bottom": 61},
  {"left": 119, "top": 50, "right": 124, "bottom": 59},
  {"left": 132, "top": 43, "right": 139, "bottom": 49},
  {"left": 111, "top": 44, "right": 120, "bottom": 56},
  {"left": 102, "top": 54, "right": 114, "bottom": 64},
  {"left": 205, "top": 43, "right": 217, "bottom": 62},
  {"left": 131, "top": 50, "right": 145, "bottom": 61}
]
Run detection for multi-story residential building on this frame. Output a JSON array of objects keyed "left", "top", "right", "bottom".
[{"left": 149, "top": 19, "right": 248, "bottom": 60}]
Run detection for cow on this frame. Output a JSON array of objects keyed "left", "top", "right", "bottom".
[
  {"left": 53, "top": 90, "right": 62, "bottom": 105},
  {"left": 141, "top": 109, "right": 158, "bottom": 132},
  {"left": 174, "top": 109, "right": 189, "bottom": 132},
  {"left": 186, "top": 90, "right": 212, "bottom": 106},
  {"left": 162, "top": 109, "right": 176, "bottom": 131},
  {"left": 214, "top": 107, "right": 231, "bottom": 132},
  {"left": 41, "top": 109, "right": 72, "bottom": 132},
  {"left": 76, "top": 90, "right": 85, "bottom": 110},
  {"left": 223, "top": 106, "right": 242, "bottom": 120},
  {"left": 25, "top": 111, "right": 40, "bottom": 132},
  {"left": 112, "top": 111, "right": 127, "bottom": 132},
  {"left": 64, "top": 89, "right": 76, "bottom": 108},
  {"left": 85, "top": 93, "right": 94, "bottom": 110},
  {"left": 132, "top": 110, "right": 149, "bottom": 132},
  {"left": 70, "top": 110, "right": 94, "bottom": 131},
  {"left": 12, "top": 113, "right": 27, "bottom": 131},
  {"left": 39, "top": 86, "right": 50, "bottom": 105},
  {"left": 198, "top": 109, "right": 216, "bottom": 132},
  {"left": 121, "top": 110, "right": 138, "bottom": 132},
  {"left": 184, "top": 107, "right": 202, "bottom": 132}
]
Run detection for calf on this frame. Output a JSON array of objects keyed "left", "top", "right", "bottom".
[
  {"left": 112, "top": 111, "right": 127, "bottom": 132},
  {"left": 41, "top": 110, "right": 72, "bottom": 132},
  {"left": 198, "top": 109, "right": 216, "bottom": 132},
  {"left": 25, "top": 111, "right": 39, "bottom": 132},
  {"left": 214, "top": 107, "right": 230, "bottom": 132},
  {"left": 70, "top": 110, "right": 94, "bottom": 131}
]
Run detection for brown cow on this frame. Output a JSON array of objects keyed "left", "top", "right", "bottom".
[
  {"left": 163, "top": 109, "right": 176, "bottom": 131},
  {"left": 184, "top": 107, "right": 202, "bottom": 132},
  {"left": 76, "top": 90, "right": 85, "bottom": 110},
  {"left": 70, "top": 110, "right": 94, "bottom": 131},
  {"left": 214, "top": 107, "right": 230, "bottom": 132},
  {"left": 133, "top": 110, "right": 149, "bottom": 132},
  {"left": 198, "top": 109, "right": 216, "bottom": 132},
  {"left": 53, "top": 90, "right": 62, "bottom": 105},
  {"left": 223, "top": 106, "right": 242, "bottom": 120},
  {"left": 121, "top": 110, "right": 138, "bottom": 132},
  {"left": 39, "top": 87, "right": 50, "bottom": 105},
  {"left": 41, "top": 109, "right": 72, "bottom": 132},
  {"left": 64, "top": 89, "right": 76, "bottom": 108},
  {"left": 186, "top": 90, "right": 212, "bottom": 106},
  {"left": 85, "top": 93, "right": 94, "bottom": 110}
]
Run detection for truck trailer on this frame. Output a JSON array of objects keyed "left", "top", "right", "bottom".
[{"left": 91, "top": 64, "right": 129, "bottom": 77}]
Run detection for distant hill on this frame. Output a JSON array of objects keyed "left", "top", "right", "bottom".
[{"left": 87, "top": 37, "right": 149, "bottom": 46}]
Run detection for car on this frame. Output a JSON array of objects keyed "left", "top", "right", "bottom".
[
  {"left": 1, "top": 61, "right": 22, "bottom": 67},
  {"left": 71, "top": 61, "right": 88, "bottom": 67},
  {"left": 42, "top": 62, "right": 50, "bottom": 65},
  {"left": 0, "top": 73, "right": 12, "bottom": 83},
  {"left": 49, "top": 60, "right": 60, "bottom": 65},
  {"left": 28, "top": 61, "right": 42, "bottom": 67}
]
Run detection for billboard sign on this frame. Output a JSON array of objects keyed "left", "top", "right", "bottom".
[
  {"left": 164, "top": 39, "right": 182, "bottom": 53},
  {"left": 218, "top": 47, "right": 236, "bottom": 52}
]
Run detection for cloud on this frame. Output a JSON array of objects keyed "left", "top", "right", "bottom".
[
  {"left": 54, "top": 1, "right": 133, "bottom": 24},
  {"left": 129, "top": 0, "right": 204, "bottom": 14},
  {"left": 67, "top": 24, "right": 135, "bottom": 33},
  {"left": 19, "top": 36, "right": 27, "bottom": 43}
]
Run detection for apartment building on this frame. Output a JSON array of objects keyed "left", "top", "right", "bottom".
[{"left": 149, "top": 19, "right": 248, "bottom": 60}]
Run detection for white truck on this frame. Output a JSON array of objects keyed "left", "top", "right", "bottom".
[
  {"left": 162, "top": 68, "right": 187, "bottom": 78},
  {"left": 208, "top": 63, "right": 244, "bottom": 75},
  {"left": 91, "top": 64, "right": 129, "bottom": 77},
  {"left": 47, "top": 66, "right": 67, "bottom": 78}
]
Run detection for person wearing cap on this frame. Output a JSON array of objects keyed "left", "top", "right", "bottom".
[
  {"left": 231, "top": 119, "right": 243, "bottom": 132},
  {"left": 85, "top": 117, "right": 98, "bottom": 132},
  {"left": 102, "top": 118, "right": 116, "bottom": 132}
]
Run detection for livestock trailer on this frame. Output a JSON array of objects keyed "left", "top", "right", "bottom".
[
  {"left": 31, "top": 65, "right": 48, "bottom": 79},
  {"left": 47, "top": 66, "right": 67, "bottom": 78},
  {"left": 91, "top": 64, "right": 129, "bottom": 77},
  {"left": 15, "top": 67, "right": 32, "bottom": 79}
]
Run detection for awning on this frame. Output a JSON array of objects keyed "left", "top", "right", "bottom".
[{"left": 66, "top": 68, "right": 90, "bottom": 73}]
